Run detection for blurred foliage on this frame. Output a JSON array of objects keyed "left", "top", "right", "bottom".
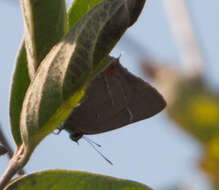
[
  {"left": 167, "top": 77, "right": 219, "bottom": 143},
  {"left": 142, "top": 61, "right": 219, "bottom": 189},
  {"left": 201, "top": 138, "right": 219, "bottom": 189}
]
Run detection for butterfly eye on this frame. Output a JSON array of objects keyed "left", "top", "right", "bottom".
[{"left": 69, "top": 132, "right": 83, "bottom": 142}]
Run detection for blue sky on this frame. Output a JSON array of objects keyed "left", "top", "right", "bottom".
[{"left": 0, "top": 1, "right": 218, "bottom": 189}]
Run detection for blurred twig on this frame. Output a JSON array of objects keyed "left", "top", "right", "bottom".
[
  {"left": 162, "top": 0, "right": 204, "bottom": 78},
  {"left": 0, "top": 126, "right": 13, "bottom": 159},
  {"left": 0, "top": 124, "right": 25, "bottom": 175}
]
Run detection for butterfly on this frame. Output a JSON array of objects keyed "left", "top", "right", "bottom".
[{"left": 59, "top": 57, "right": 166, "bottom": 142}]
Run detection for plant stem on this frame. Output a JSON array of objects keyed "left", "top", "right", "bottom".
[
  {"left": 0, "top": 125, "right": 25, "bottom": 175},
  {"left": 0, "top": 144, "right": 30, "bottom": 190},
  {"left": 162, "top": 0, "right": 204, "bottom": 78}
]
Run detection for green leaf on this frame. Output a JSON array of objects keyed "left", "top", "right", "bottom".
[
  {"left": 67, "top": 0, "right": 113, "bottom": 79},
  {"left": 9, "top": 44, "right": 30, "bottom": 146},
  {"left": 20, "top": 0, "right": 68, "bottom": 79},
  {"left": 4, "top": 170, "right": 153, "bottom": 190},
  {"left": 70, "top": 0, "right": 146, "bottom": 77},
  {"left": 10, "top": 0, "right": 106, "bottom": 147},
  {"left": 19, "top": 0, "right": 128, "bottom": 149},
  {"left": 10, "top": 0, "right": 68, "bottom": 146},
  {"left": 68, "top": 0, "right": 104, "bottom": 30},
  {"left": 68, "top": 0, "right": 146, "bottom": 76},
  {"left": 91, "top": 0, "right": 146, "bottom": 75}
]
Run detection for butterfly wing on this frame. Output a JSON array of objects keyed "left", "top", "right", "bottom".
[{"left": 63, "top": 59, "right": 166, "bottom": 135}]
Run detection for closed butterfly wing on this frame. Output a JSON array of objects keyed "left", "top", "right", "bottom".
[{"left": 63, "top": 59, "right": 166, "bottom": 140}]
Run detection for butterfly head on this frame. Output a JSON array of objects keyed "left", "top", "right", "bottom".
[{"left": 69, "top": 131, "right": 83, "bottom": 143}]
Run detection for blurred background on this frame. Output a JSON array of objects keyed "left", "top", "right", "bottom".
[{"left": 0, "top": 0, "right": 219, "bottom": 189}]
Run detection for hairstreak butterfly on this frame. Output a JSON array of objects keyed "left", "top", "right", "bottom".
[{"left": 59, "top": 58, "right": 166, "bottom": 142}]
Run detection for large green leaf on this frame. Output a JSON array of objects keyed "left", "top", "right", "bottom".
[
  {"left": 68, "top": 0, "right": 146, "bottom": 76},
  {"left": 10, "top": 0, "right": 108, "bottom": 147},
  {"left": 19, "top": 0, "right": 128, "bottom": 149},
  {"left": 91, "top": 0, "right": 146, "bottom": 77},
  {"left": 70, "top": 0, "right": 146, "bottom": 77},
  {"left": 9, "top": 44, "right": 30, "bottom": 146},
  {"left": 68, "top": 0, "right": 104, "bottom": 30},
  {"left": 10, "top": 0, "right": 68, "bottom": 146},
  {"left": 20, "top": 0, "right": 68, "bottom": 79},
  {"left": 4, "top": 170, "right": 153, "bottom": 190}
]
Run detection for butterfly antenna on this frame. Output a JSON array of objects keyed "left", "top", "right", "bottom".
[
  {"left": 83, "top": 137, "right": 113, "bottom": 165},
  {"left": 83, "top": 136, "right": 101, "bottom": 147}
]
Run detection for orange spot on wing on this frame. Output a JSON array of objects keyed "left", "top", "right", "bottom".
[{"left": 106, "top": 67, "right": 115, "bottom": 76}]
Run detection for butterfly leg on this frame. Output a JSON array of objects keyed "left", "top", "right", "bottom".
[{"left": 53, "top": 122, "right": 65, "bottom": 135}]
